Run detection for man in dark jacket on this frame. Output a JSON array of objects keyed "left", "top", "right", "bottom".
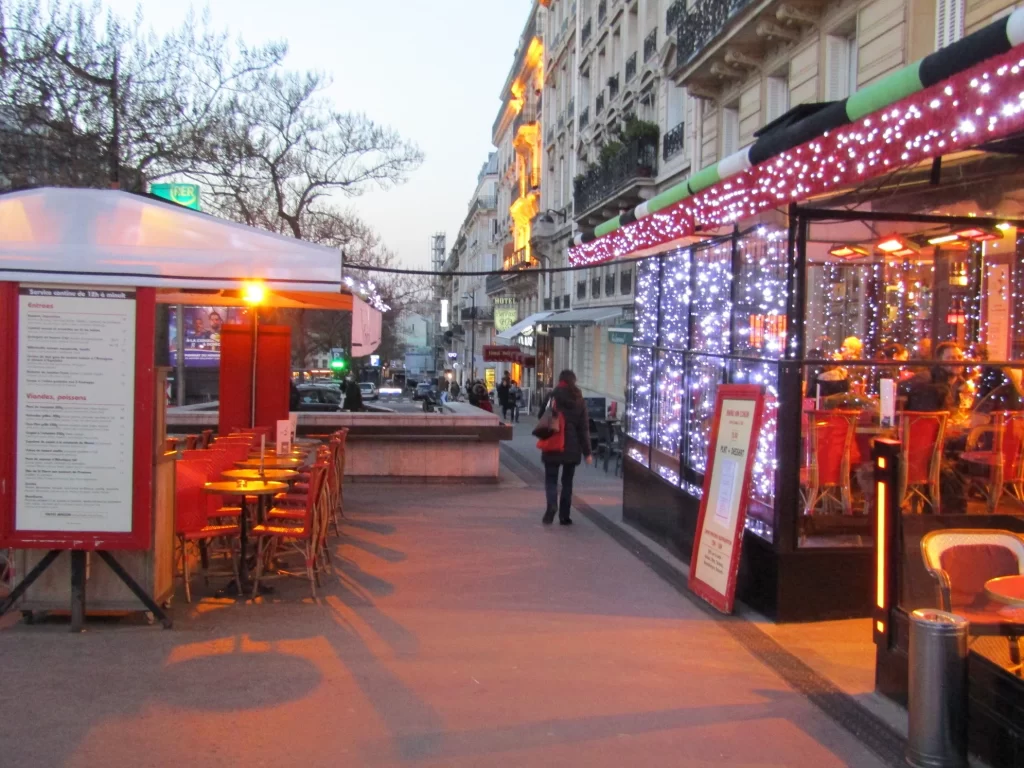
[
  {"left": 540, "top": 370, "right": 592, "bottom": 525},
  {"left": 496, "top": 374, "right": 511, "bottom": 420},
  {"left": 344, "top": 378, "right": 364, "bottom": 412}
]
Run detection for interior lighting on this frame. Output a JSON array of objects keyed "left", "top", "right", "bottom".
[
  {"left": 997, "top": 222, "right": 1012, "bottom": 230},
  {"left": 927, "top": 233, "right": 961, "bottom": 245},
  {"left": 828, "top": 244, "right": 870, "bottom": 259},
  {"left": 242, "top": 281, "right": 266, "bottom": 305},
  {"left": 876, "top": 236, "right": 908, "bottom": 253},
  {"left": 955, "top": 225, "right": 1002, "bottom": 241}
]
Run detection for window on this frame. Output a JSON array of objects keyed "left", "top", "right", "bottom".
[
  {"left": 666, "top": 83, "right": 686, "bottom": 131},
  {"left": 721, "top": 104, "right": 739, "bottom": 157},
  {"left": 936, "top": 0, "right": 964, "bottom": 49},
  {"left": 765, "top": 75, "right": 789, "bottom": 124},
  {"left": 592, "top": 276, "right": 602, "bottom": 297},
  {"left": 577, "top": 280, "right": 587, "bottom": 299},
  {"left": 621, "top": 269, "right": 633, "bottom": 295},
  {"left": 554, "top": 295, "right": 562, "bottom": 309},
  {"left": 606, "top": 272, "right": 616, "bottom": 295},
  {"left": 825, "top": 31, "right": 857, "bottom": 101},
  {"left": 563, "top": 293, "right": 571, "bottom": 308}
]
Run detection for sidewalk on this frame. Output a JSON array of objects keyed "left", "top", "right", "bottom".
[
  {"left": 503, "top": 415, "right": 908, "bottom": 748},
  {"left": 0, "top": 436, "right": 900, "bottom": 767}
]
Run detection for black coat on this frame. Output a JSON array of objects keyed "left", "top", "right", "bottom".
[
  {"left": 541, "top": 386, "right": 592, "bottom": 465},
  {"left": 496, "top": 382, "right": 510, "bottom": 406}
]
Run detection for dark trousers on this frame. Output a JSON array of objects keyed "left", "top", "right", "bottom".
[{"left": 544, "top": 462, "right": 577, "bottom": 519}]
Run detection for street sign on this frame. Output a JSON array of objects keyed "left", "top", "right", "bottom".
[
  {"left": 150, "top": 183, "right": 201, "bottom": 211},
  {"left": 608, "top": 325, "right": 634, "bottom": 344}
]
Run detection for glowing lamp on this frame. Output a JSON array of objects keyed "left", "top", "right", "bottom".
[
  {"left": 996, "top": 222, "right": 1012, "bottom": 231},
  {"left": 955, "top": 226, "right": 1001, "bottom": 241},
  {"left": 927, "top": 233, "right": 961, "bottom": 245},
  {"left": 828, "top": 244, "right": 870, "bottom": 260},
  {"left": 242, "top": 281, "right": 266, "bottom": 305},
  {"left": 949, "top": 260, "right": 969, "bottom": 287},
  {"left": 946, "top": 298, "right": 967, "bottom": 325},
  {"left": 876, "top": 235, "right": 908, "bottom": 253}
]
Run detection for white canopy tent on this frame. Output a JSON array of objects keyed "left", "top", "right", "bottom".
[{"left": 0, "top": 187, "right": 342, "bottom": 294}]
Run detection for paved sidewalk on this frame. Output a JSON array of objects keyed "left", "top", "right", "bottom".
[{"left": 0, "top": 450, "right": 895, "bottom": 766}]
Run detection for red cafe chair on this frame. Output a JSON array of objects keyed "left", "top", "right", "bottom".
[
  {"left": 961, "top": 411, "right": 1024, "bottom": 513},
  {"left": 899, "top": 411, "right": 947, "bottom": 514},
  {"left": 175, "top": 461, "right": 240, "bottom": 603},
  {"left": 251, "top": 463, "right": 329, "bottom": 599},
  {"left": 922, "top": 529, "right": 1024, "bottom": 668},
  {"left": 801, "top": 410, "right": 858, "bottom": 515}
]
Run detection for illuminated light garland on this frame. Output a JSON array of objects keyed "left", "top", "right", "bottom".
[
  {"left": 342, "top": 274, "right": 390, "bottom": 312},
  {"left": 569, "top": 43, "right": 1024, "bottom": 267}
]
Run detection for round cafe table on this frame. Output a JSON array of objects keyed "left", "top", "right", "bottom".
[
  {"left": 985, "top": 575, "right": 1024, "bottom": 606},
  {"left": 222, "top": 468, "right": 299, "bottom": 482},
  {"left": 235, "top": 457, "right": 303, "bottom": 469},
  {"left": 204, "top": 480, "right": 286, "bottom": 596}
]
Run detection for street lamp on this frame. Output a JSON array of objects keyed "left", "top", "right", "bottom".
[{"left": 462, "top": 292, "right": 476, "bottom": 382}]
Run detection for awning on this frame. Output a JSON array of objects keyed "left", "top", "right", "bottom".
[
  {"left": 156, "top": 288, "right": 354, "bottom": 311},
  {"left": 543, "top": 307, "right": 623, "bottom": 326},
  {"left": 496, "top": 310, "right": 559, "bottom": 342},
  {"left": 0, "top": 187, "right": 341, "bottom": 291}
]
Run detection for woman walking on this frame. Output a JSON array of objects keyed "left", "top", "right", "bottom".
[{"left": 540, "top": 370, "right": 592, "bottom": 525}]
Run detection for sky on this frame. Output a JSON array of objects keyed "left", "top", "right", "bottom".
[{"left": 100, "top": 0, "right": 532, "bottom": 267}]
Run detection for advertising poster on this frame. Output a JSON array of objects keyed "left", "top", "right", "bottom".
[
  {"left": 168, "top": 306, "right": 248, "bottom": 367},
  {"left": 688, "top": 384, "right": 765, "bottom": 614},
  {"left": 15, "top": 286, "right": 137, "bottom": 533}
]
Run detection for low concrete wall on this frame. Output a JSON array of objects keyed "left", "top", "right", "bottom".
[{"left": 166, "top": 403, "right": 511, "bottom": 482}]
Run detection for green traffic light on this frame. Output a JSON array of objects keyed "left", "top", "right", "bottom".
[{"left": 330, "top": 359, "right": 346, "bottom": 370}]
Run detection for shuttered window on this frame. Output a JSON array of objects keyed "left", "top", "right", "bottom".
[
  {"left": 936, "top": 0, "right": 965, "bottom": 50},
  {"left": 721, "top": 105, "right": 739, "bottom": 157},
  {"left": 825, "top": 34, "right": 857, "bottom": 101},
  {"left": 765, "top": 75, "right": 790, "bottom": 124}
]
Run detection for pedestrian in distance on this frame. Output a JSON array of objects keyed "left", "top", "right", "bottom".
[
  {"left": 508, "top": 379, "right": 521, "bottom": 423},
  {"left": 343, "top": 377, "right": 364, "bottom": 412},
  {"left": 534, "top": 369, "right": 592, "bottom": 525},
  {"left": 497, "top": 373, "right": 511, "bottom": 421}
]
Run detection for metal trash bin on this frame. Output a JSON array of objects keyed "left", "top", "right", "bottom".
[{"left": 906, "top": 609, "right": 969, "bottom": 768}]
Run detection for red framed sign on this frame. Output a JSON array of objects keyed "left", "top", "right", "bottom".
[
  {"left": 482, "top": 345, "right": 521, "bottom": 363},
  {"left": 0, "top": 282, "right": 155, "bottom": 550},
  {"left": 688, "top": 384, "right": 765, "bottom": 614}
]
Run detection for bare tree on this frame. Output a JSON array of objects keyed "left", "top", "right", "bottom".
[{"left": 0, "top": 0, "right": 285, "bottom": 190}]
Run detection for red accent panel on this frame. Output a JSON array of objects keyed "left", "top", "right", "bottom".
[
  {"left": 254, "top": 325, "right": 291, "bottom": 436},
  {"left": 0, "top": 283, "right": 17, "bottom": 549},
  {"left": 218, "top": 323, "right": 255, "bottom": 435},
  {"left": 0, "top": 285, "right": 155, "bottom": 550}
]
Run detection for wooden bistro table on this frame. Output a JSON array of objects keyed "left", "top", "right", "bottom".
[
  {"left": 235, "top": 457, "right": 303, "bottom": 470},
  {"left": 222, "top": 468, "right": 299, "bottom": 482},
  {"left": 984, "top": 575, "right": 1024, "bottom": 675},
  {"left": 203, "top": 480, "right": 286, "bottom": 596}
]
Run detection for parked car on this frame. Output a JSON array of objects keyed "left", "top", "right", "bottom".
[
  {"left": 295, "top": 384, "right": 343, "bottom": 412},
  {"left": 358, "top": 381, "right": 379, "bottom": 401},
  {"left": 413, "top": 381, "right": 434, "bottom": 401}
]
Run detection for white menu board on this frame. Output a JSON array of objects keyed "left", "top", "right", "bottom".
[{"left": 16, "top": 286, "right": 136, "bottom": 532}]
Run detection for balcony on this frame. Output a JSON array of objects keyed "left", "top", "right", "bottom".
[
  {"left": 663, "top": 122, "right": 685, "bottom": 160},
  {"left": 513, "top": 103, "right": 539, "bottom": 136},
  {"left": 557, "top": 111, "right": 565, "bottom": 131},
  {"left": 546, "top": 125, "right": 555, "bottom": 145},
  {"left": 596, "top": 92, "right": 605, "bottom": 115},
  {"left": 504, "top": 247, "right": 537, "bottom": 272},
  {"left": 666, "top": 0, "right": 686, "bottom": 33},
  {"left": 676, "top": 0, "right": 756, "bottom": 72},
  {"left": 461, "top": 304, "right": 495, "bottom": 321},
  {"left": 643, "top": 29, "right": 658, "bottom": 62},
  {"left": 581, "top": 18, "right": 592, "bottom": 46},
  {"left": 625, "top": 52, "right": 637, "bottom": 82},
  {"left": 608, "top": 74, "right": 619, "bottom": 100},
  {"left": 598, "top": 0, "right": 607, "bottom": 24},
  {"left": 579, "top": 106, "right": 590, "bottom": 131},
  {"left": 573, "top": 136, "right": 658, "bottom": 224}
]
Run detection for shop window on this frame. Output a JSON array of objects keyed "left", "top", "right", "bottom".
[
  {"left": 633, "top": 257, "right": 660, "bottom": 345},
  {"left": 620, "top": 269, "right": 633, "bottom": 295},
  {"left": 658, "top": 249, "right": 690, "bottom": 350},
  {"left": 563, "top": 293, "right": 571, "bottom": 309},
  {"left": 554, "top": 295, "right": 561, "bottom": 310},
  {"left": 652, "top": 351, "right": 685, "bottom": 485},
  {"left": 626, "top": 345, "right": 654, "bottom": 466}
]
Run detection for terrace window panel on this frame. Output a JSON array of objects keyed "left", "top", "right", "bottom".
[
  {"left": 652, "top": 350, "right": 685, "bottom": 485},
  {"left": 626, "top": 345, "right": 655, "bottom": 466},
  {"left": 633, "top": 256, "right": 661, "bottom": 345},
  {"left": 658, "top": 248, "right": 691, "bottom": 350},
  {"left": 734, "top": 229, "right": 788, "bottom": 358}
]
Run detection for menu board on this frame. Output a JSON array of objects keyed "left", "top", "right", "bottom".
[
  {"left": 688, "top": 385, "right": 765, "bottom": 614},
  {"left": 15, "top": 286, "right": 136, "bottom": 533}
]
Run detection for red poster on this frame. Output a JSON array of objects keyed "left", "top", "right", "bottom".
[
  {"left": 482, "top": 345, "right": 521, "bottom": 363},
  {"left": 688, "top": 384, "right": 765, "bottom": 613}
]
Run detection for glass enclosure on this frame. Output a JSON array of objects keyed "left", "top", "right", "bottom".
[{"left": 626, "top": 209, "right": 1024, "bottom": 553}]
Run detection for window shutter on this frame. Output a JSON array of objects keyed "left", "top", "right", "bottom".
[
  {"left": 766, "top": 76, "right": 789, "bottom": 123},
  {"left": 936, "top": 0, "right": 964, "bottom": 49},
  {"left": 826, "top": 35, "right": 851, "bottom": 101},
  {"left": 722, "top": 107, "right": 739, "bottom": 157}
]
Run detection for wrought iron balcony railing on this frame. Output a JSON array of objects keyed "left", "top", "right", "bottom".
[
  {"left": 581, "top": 18, "right": 592, "bottom": 46},
  {"left": 579, "top": 106, "right": 590, "bottom": 130},
  {"left": 567, "top": 97, "right": 575, "bottom": 121},
  {"left": 663, "top": 122, "right": 685, "bottom": 160},
  {"left": 461, "top": 304, "right": 495, "bottom": 320},
  {"left": 504, "top": 247, "right": 536, "bottom": 271},
  {"left": 643, "top": 29, "right": 658, "bottom": 62},
  {"left": 625, "top": 52, "right": 637, "bottom": 82},
  {"left": 676, "top": 0, "right": 755, "bottom": 70},
  {"left": 596, "top": 92, "right": 605, "bottom": 115},
  {"left": 608, "top": 74, "right": 619, "bottom": 100},
  {"left": 513, "top": 103, "right": 539, "bottom": 136},
  {"left": 666, "top": 0, "right": 686, "bottom": 32},
  {"left": 573, "top": 136, "right": 658, "bottom": 214}
]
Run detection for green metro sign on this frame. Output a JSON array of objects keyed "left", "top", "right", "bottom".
[{"left": 150, "top": 183, "right": 201, "bottom": 211}]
